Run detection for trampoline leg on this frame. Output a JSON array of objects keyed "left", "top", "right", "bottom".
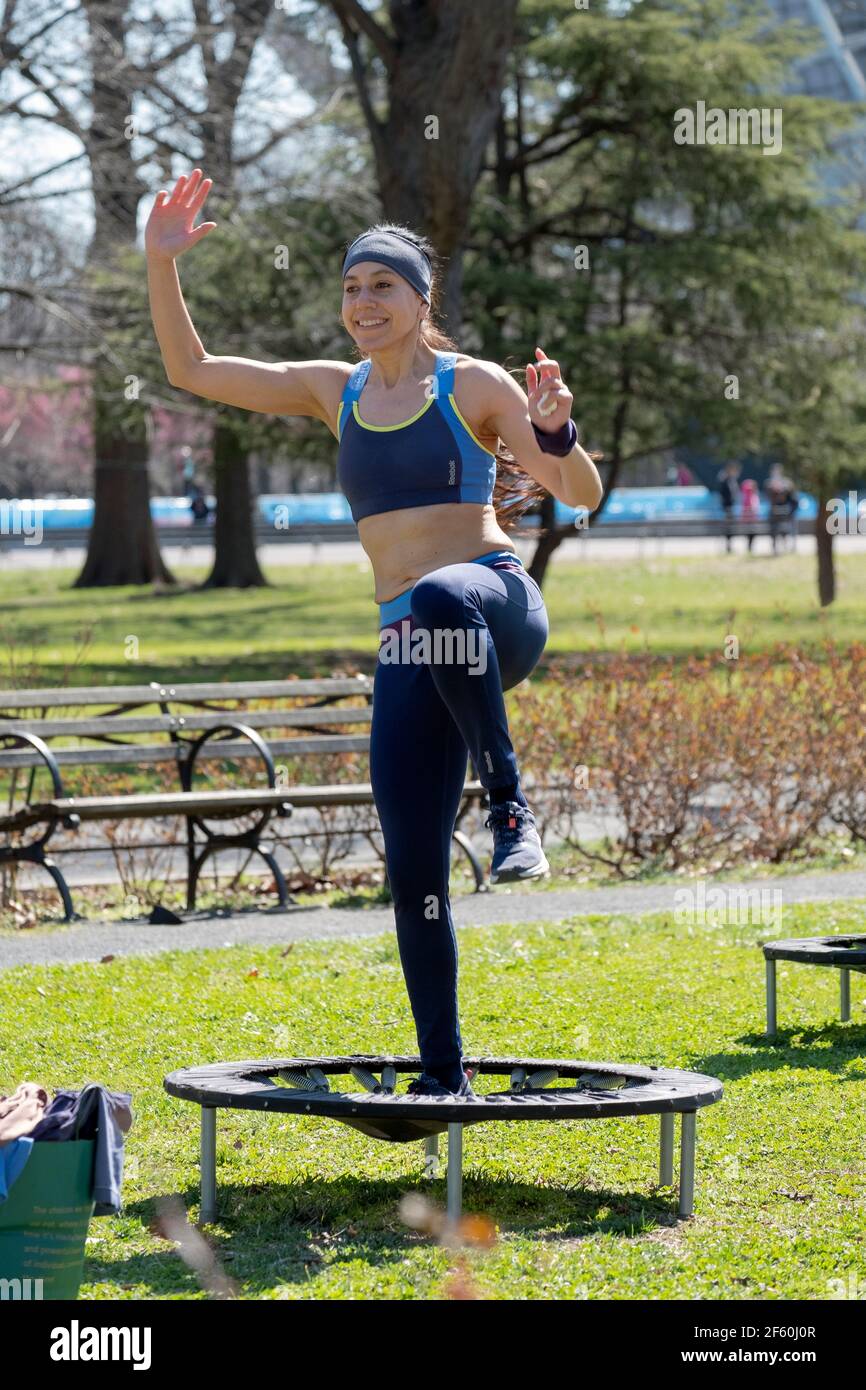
[
  {"left": 678, "top": 1112, "right": 696, "bottom": 1219},
  {"left": 424, "top": 1134, "right": 440, "bottom": 1178},
  {"left": 659, "top": 1112, "right": 675, "bottom": 1186},
  {"left": 200, "top": 1106, "right": 217, "bottom": 1224},
  {"left": 447, "top": 1124, "right": 463, "bottom": 1222},
  {"left": 765, "top": 958, "right": 777, "bottom": 1035},
  {"left": 840, "top": 968, "right": 851, "bottom": 1024}
]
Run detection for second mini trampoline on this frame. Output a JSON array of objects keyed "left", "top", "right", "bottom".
[
  {"left": 762, "top": 934, "right": 866, "bottom": 1034},
  {"left": 165, "top": 1052, "right": 723, "bottom": 1223}
]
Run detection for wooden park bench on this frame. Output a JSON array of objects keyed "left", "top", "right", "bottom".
[{"left": 0, "top": 678, "right": 490, "bottom": 921}]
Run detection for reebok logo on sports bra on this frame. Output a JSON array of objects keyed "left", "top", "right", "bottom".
[{"left": 336, "top": 350, "right": 496, "bottom": 524}]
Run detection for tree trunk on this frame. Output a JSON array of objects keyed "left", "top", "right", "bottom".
[
  {"left": 76, "top": 0, "right": 173, "bottom": 588},
  {"left": 74, "top": 411, "right": 173, "bottom": 586},
  {"left": 815, "top": 484, "right": 835, "bottom": 607},
  {"left": 193, "top": 0, "right": 274, "bottom": 590},
  {"left": 338, "top": 0, "right": 518, "bottom": 333},
  {"left": 202, "top": 414, "right": 267, "bottom": 588}
]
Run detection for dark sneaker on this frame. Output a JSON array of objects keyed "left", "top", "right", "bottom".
[
  {"left": 406, "top": 1069, "right": 476, "bottom": 1098},
  {"left": 485, "top": 801, "right": 550, "bottom": 884}
]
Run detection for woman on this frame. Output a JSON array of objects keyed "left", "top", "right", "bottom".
[{"left": 146, "top": 170, "right": 603, "bottom": 1098}]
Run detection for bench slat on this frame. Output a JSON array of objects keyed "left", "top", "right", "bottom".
[
  {"left": 0, "top": 705, "right": 374, "bottom": 739},
  {"left": 1, "top": 789, "right": 293, "bottom": 828},
  {"left": 0, "top": 733, "right": 371, "bottom": 770},
  {"left": 0, "top": 781, "right": 486, "bottom": 830},
  {"left": 0, "top": 677, "right": 373, "bottom": 711}
]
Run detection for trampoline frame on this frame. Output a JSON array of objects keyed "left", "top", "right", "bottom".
[
  {"left": 762, "top": 935, "right": 866, "bottom": 1035},
  {"left": 164, "top": 1055, "right": 723, "bottom": 1224}
]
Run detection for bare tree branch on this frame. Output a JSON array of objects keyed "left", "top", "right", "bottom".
[
  {"left": 0, "top": 282, "right": 123, "bottom": 365},
  {"left": 0, "top": 45, "right": 86, "bottom": 139},
  {"left": 0, "top": 151, "right": 90, "bottom": 203},
  {"left": 326, "top": 0, "right": 396, "bottom": 71},
  {"left": 331, "top": 7, "right": 386, "bottom": 167},
  {"left": 235, "top": 83, "right": 351, "bottom": 166}
]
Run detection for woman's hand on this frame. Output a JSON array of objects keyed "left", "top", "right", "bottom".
[
  {"left": 145, "top": 169, "right": 217, "bottom": 263},
  {"left": 526, "top": 345, "right": 573, "bottom": 432}
]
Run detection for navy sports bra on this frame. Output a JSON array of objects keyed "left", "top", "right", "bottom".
[{"left": 336, "top": 350, "right": 496, "bottom": 524}]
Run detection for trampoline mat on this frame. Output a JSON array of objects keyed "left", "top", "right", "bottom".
[
  {"left": 763, "top": 935, "right": 866, "bottom": 971},
  {"left": 165, "top": 1054, "right": 723, "bottom": 1144}
]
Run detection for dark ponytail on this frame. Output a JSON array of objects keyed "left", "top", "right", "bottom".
[{"left": 344, "top": 222, "right": 600, "bottom": 532}]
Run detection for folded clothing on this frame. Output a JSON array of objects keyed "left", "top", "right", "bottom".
[
  {"left": 29, "top": 1084, "right": 133, "bottom": 1216},
  {"left": 0, "top": 1083, "right": 48, "bottom": 1141},
  {"left": 0, "top": 1136, "right": 34, "bottom": 1202}
]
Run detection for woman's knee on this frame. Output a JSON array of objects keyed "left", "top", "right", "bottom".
[{"left": 385, "top": 848, "right": 449, "bottom": 911}]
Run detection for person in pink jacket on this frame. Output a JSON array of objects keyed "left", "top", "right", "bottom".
[{"left": 740, "top": 477, "right": 760, "bottom": 553}]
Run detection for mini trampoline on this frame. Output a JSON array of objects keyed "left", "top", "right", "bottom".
[
  {"left": 762, "top": 934, "right": 866, "bottom": 1035},
  {"left": 164, "top": 1053, "right": 723, "bottom": 1223}
]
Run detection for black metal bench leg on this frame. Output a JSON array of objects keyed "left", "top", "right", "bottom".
[
  {"left": 186, "top": 816, "right": 199, "bottom": 911},
  {"left": 40, "top": 857, "right": 76, "bottom": 922},
  {"left": 256, "top": 846, "right": 295, "bottom": 908},
  {"left": 452, "top": 829, "right": 487, "bottom": 893},
  {"left": 187, "top": 830, "right": 296, "bottom": 912}
]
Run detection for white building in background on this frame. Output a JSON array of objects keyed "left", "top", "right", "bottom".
[
  {"left": 770, "top": 2, "right": 866, "bottom": 212},
  {"left": 772, "top": 0, "right": 866, "bottom": 100}
]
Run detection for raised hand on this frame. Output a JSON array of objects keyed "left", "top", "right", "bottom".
[
  {"left": 145, "top": 169, "right": 217, "bottom": 262},
  {"left": 526, "top": 346, "right": 573, "bottom": 432}
]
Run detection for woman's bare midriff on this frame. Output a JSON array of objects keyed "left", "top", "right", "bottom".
[{"left": 359, "top": 502, "right": 517, "bottom": 604}]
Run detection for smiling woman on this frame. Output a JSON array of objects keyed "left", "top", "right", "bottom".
[{"left": 144, "top": 168, "right": 603, "bottom": 1101}]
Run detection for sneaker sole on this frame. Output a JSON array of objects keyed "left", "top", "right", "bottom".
[{"left": 489, "top": 853, "right": 550, "bottom": 886}]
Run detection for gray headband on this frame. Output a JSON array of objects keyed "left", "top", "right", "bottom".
[{"left": 342, "top": 230, "right": 432, "bottom": 303}]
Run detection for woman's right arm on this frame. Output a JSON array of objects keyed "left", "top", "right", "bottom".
[{"left": 146, "top": 169, "right": 346, "bottom": 426}]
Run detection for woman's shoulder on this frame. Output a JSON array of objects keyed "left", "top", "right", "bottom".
[
  {"left": 304, "top": 360, "right": 366, "bottom": 438},
  {"left": 451, "top": 354, "right": 513, "bottom": 397},
  {"left": 446, "top": 356, "right": 507, "bottom": 450}
]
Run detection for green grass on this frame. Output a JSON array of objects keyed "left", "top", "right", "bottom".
[
  {"left": 2, "top": 898, "right": 865, "bottom": 1300},
  {"left": 2, "top": 549, "right": 866, "bottom": 687}
]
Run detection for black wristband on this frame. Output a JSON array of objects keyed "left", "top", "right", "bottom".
[{"left": 533, "top": 418, "right": 577, "bottom": 457}]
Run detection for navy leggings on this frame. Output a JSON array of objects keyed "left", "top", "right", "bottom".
[{"left": 369, "top": 551, "right": 549, "bottom": 1076}]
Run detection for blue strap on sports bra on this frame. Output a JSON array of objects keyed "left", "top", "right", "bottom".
[{"left": 338, "top": 351, "right": 457, "bottom": 437}]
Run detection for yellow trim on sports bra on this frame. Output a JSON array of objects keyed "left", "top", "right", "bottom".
[
  {"left": 447, "top": 394, "right": 497, "bottom": 457},
  {"left": 351, "top": 396, "right": 436, "bottom": 432}
]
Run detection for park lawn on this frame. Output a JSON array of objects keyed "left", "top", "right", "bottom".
[
  {"left": 1, "top": 548, "right": 865, "bottom": 687},
  {"left": 1, "top": 897, "right": 864, "bottom": 1300}
]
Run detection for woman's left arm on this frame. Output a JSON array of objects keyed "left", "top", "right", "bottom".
[{"left": 465, "top": 348, "right": 604, "bottom": 512}]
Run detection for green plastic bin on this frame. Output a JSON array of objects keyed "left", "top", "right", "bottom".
[{"left": 0, "top": 1139, "right": 96, "bottom": 1299}]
